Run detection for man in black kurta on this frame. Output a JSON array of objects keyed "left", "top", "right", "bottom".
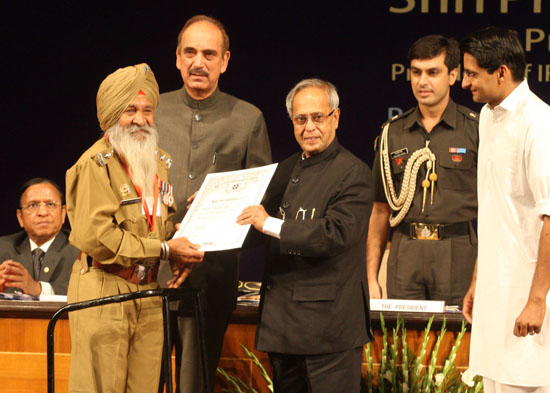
[{"left": 238, "top": 79, "right": 373, "bottom": 393}]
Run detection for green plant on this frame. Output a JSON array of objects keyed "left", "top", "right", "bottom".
[
  {"left": 363, "top": 313, "right": 484, "bottom": 393},
  {"left": 218, "top": 315, "right": 484, "bottom": 393},
  {"left": 217, "top": 344, "right": 273, "bottom": 393}
]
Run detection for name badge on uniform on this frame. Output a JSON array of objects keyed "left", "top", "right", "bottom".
[
  {"left": 390, "top": 147, "right": 408, "bottom": 159},
  {"left": 120, "top": 197, "right": 141, "bottom": 206},
  {"left": 391, "top": 148, "right": 408, "bottom": 167}
]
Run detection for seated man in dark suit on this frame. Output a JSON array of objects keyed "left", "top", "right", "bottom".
[{"left": 0, "top": 178, "right": 78, "bottom": 296}]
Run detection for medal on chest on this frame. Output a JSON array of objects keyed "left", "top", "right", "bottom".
[{"left": 160, "top": 180, "right": 174, "bottom": 207}]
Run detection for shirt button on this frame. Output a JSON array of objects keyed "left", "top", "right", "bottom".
[
  {"left": 291, "top": 177, "right": 300, "bottom": 184},
  {"left": 44, "top": 267, "right": 50, "bottom": 273},
  {"left": 80, "top": 268, "right": 86, "bottom": 274},
  {"left": 192, "top": 143, "right": 198, "bottom": 149},
  {"left": 266, "top": 283, "right": 273, "bottom": 290},
  {"left": 282, "top": 202, "right": 290, "bottom": 209},
  {"left": 194, "top": 113, "right": 201, "bottom": 121},
  {"left": 189, "top": 174, "right": 196, "bottom": 180}
]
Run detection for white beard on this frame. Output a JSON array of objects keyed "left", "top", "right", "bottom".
[{"left": 107, "top": 123, "right": 158, "bottom": 197}]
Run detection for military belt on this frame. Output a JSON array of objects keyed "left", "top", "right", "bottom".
[
  {"left": 91, "top": 259, "right": 159, "bottom": 285},
  {"left": 398, "top": 221, "right": 470, "bottom": 240}
]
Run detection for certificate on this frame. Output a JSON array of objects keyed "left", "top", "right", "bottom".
[{"left": 173, "top": 163, "right": 278, "bottom": 251}]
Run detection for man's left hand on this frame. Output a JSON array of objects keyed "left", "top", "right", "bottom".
[
  {"left": 0, "top": 260, "right": 41, "bottom": 297},
  {"left": 166, "top": 262, "right": 194, "bottom": 288},
  {"left": 236, "top": 205, "right": 269, "bottom": 232},
  {"left": 513, "top": 297, "right": 547, "bottom": 337},
  {"left": 186, "top": 191, "right": 198, "bottom": 210}
]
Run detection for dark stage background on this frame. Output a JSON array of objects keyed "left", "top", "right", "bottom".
[{"left": 2, "top": 1, "right": 549, "bottom": 280}]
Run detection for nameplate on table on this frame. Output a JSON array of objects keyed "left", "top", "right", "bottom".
[{"left": 370, "top": 299, "right": 445, "bottom": 313}]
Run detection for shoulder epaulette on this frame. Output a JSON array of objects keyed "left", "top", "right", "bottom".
[
  {"left": 156, "top": 149, "right": 173, "bottom": 169},
  {"left": 94, "top": 147, "right": 114, "bottom": 167},
  {"left": 456, "top": 104, "right": 479, "bottom": 121},
  {"left": 380, "top": 107, "right": 415, "bottom": 129},
  {"left": 376, "top": 107, "right": 415, "bottom": 151}
]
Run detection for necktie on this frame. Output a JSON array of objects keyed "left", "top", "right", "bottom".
[{"left": 32, "top": 248, "right": 45, "bottom": 280}]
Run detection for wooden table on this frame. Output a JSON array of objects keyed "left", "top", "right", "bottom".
[{"left": 0, "top": 300, "right": 469, "bottom": 393}]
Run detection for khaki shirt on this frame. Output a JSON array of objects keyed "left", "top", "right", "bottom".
[{"left": 66, "top": 137, "right": 175, "bottom": 268}]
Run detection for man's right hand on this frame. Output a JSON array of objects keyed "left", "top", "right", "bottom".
[
  {"left": 366, "top": 202, "right": 392, "bottom": 299},
  {"left": 0, "top": 261, "right": 7, "bottom": 292},
  {"left": 462, "top": 283, "right": 475, "bottom": 323},
  {"left": 0, "top": 260, "right": 42, "bottom": 296},
  {"left": 368, "top": 279, "right": 383, "bottom": 299},
  {"left": 462, "top": 261, "right": 477, "bottom": 324}
]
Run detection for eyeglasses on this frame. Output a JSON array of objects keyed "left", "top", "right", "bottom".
[
  {"left": 21, "top": 201, "right": 60, "bottom": 213},
  {"left": 291, "top": 110, "right": 335, "bottom": 126}
]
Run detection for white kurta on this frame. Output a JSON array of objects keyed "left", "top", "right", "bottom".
[{"left": 470, "top": 80, "right": 550, "bottom": 386}]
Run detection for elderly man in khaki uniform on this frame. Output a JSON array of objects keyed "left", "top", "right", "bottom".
[{"left": 66, "top": 63, "right": 204, "bottom": 393}]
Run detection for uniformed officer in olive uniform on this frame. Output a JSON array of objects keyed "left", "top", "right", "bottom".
[{"left": 367, "top": 35, "right": 479, "bottom": 308}]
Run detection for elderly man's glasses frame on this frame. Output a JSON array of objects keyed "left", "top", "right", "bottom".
[
  {"left": 21, "top": 201, "right": 61, "bottom": 213},
  {"left": 291, "top": 110, "right": 335, "bottom": 126}
]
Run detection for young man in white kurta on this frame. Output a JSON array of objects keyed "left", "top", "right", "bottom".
[{"left": 461, "top": 27, "right": 550, "bottom": 393}]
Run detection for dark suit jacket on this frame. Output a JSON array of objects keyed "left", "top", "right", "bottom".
[
  {"left": 0, "top": 229, "right": 79, "bottom": 295},
  {"left": 255, "top": 139, "right": 374, "bottom": 355}
]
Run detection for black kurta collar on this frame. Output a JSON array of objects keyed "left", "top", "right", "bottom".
[
  {"left": 299, "top": 138, "right": 341, "bottom": 168},
  {"left": 404, "top": 99, "right": 458, "bottom": 132},
  {"left": 180, "top": 86, "right": 221, "bottom": 110}
]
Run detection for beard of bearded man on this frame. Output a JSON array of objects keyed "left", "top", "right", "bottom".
[{"left": 107, "top": 122, "right": 159, "bottom": 197}]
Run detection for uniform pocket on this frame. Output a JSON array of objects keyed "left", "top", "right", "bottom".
[
  {"left": 438, "top": 151, "right": 474, "bottom": 170},
  {"left": 114, "top": 205, "right": 148, "bottom": 237},
  {"left": 437, "top": 151, "right": 476, "bottom": 191}
]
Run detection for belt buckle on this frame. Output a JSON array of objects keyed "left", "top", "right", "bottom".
[
  {"left": 136, "top": 264, "right": 149, "bottom": 282},
  {"left": 413, "top": 223, "right": 439, "bottom": 240}
]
